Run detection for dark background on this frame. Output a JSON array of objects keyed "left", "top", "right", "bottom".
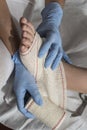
[{"left": 0, "top": 123, "right": 12, "bottom": 130}]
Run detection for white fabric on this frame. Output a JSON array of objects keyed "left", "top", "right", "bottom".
[{"left": 0, "top": 0, "right": 87, "bottom": 130}]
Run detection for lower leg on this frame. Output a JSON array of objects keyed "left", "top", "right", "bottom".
[
  {"left": 0, "top": 0, "right": 20, "bottom": 55},
  {"left": 63, "top": 61, "right": 87, "bottom": 93}
]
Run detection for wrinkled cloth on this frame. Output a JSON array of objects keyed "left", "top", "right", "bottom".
[{"left": 0, "top": 0, "right": 87, "bottom": 130}]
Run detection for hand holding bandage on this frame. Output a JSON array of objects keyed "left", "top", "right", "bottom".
[
  {"left": 12, "top": 51, "right": 43, "bottom": 118},
  {"left": 37, "top": 2, "right": 71, "bottom": 70}
]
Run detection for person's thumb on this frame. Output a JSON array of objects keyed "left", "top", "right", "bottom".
[{"left": 36, "top": 23, "right": 46, "bottom": 37}]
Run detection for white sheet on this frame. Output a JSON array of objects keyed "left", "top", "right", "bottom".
[{"left": 0, "top": 0, "right": 87, "bottom": 130}]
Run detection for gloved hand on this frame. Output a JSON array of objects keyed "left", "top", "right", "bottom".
[
  {"left": 12, "top": 51, "right": 43, "bottom": 118},
  {"left": 37, "top": 2, "right": 71, "bottom": 70}
]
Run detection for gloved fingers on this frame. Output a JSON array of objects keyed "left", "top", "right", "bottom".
[
  {"left": 16, "top": 90, "right": 35, "bottom": 118},
  {"left": 51, "top": 48, "right": 63, "bottom": 70},
  {"left": 15, "top": 89, "right": 25, "bottom": 110},
  {"left": 20, "top": 107, "right": 35, "bottom": 118},
  {"left": 38, "top": 36, "right": 53, "bottom": 58},
  {"left": 27, "top": 85, "right": 43, "bottom": 106},
  {"left": 36, "top": 23, "right": 46, "bottom": 37},
  {"left": 63, "top": 51, "right": 72, "bottom": 64},
  {"left": 44, "top": 44, "right": 58, "bottom": 68}
]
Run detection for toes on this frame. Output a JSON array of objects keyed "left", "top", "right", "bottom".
[
  {"left": 19, "top": 44, "right": 28, "bottom": 53},
  {"left": 21, "top": 38, "right": 32, "bottom": 47},
  {"left": 22, "top": 31, "right": 34, "bottom": 43},
  {"left": 27, "top": 22, "right": 35, "bottom": 35},
  {"left": 20, "top": 17, "right": 36, "bottom": 53},
  {"left": 20, "top": 43, "right": 31, "bottom": 53},
  {"left": 19, "top": 38, "right": 32, "bottom": 53},
  {"left": 20, "top": 17, "right": 35, "bottom": 36},
  {"left": 22, "top": 25, "right": 35, "bottom": 38},
  {"left": 20, "top": 17, "right": 27, "bottom": 25}
]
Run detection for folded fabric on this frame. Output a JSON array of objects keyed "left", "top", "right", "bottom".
[{"left": 20, "top": 32, "right": 67, "bottom": 130}]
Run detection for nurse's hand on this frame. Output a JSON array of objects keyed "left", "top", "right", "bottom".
[
  {"left": 12, "top": 51, "right": 43, "bottom": 118},
  {"left": 37, "top": 2, "right": 71, "bottom": 70}
]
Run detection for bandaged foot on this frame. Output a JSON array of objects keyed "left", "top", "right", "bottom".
[{"left": 19, "top": 18, "right": 67, "bottom": 130}]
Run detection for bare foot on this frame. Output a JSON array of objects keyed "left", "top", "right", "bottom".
[{"left": 20, "top": 17, "right": 36, "bottom": 53}]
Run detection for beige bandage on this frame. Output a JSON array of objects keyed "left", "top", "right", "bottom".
[{"left": 20, "top": 33, "right": 67, "bottom": 130}]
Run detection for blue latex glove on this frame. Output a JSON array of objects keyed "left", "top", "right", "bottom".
[
  {"left": 12, "top": 51, "right": 43, "bottom": 118},
  {"left": 37, "top": 2, "right": 71, "bottom": 70}
]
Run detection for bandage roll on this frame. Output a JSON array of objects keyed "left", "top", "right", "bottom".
[{"left": 25, "top": 97, "right": 65, "bottom": 130}]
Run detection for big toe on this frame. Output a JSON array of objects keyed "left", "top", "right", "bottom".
[{"left": 20, "top": 17, "right": 27, "bottom": 25}]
